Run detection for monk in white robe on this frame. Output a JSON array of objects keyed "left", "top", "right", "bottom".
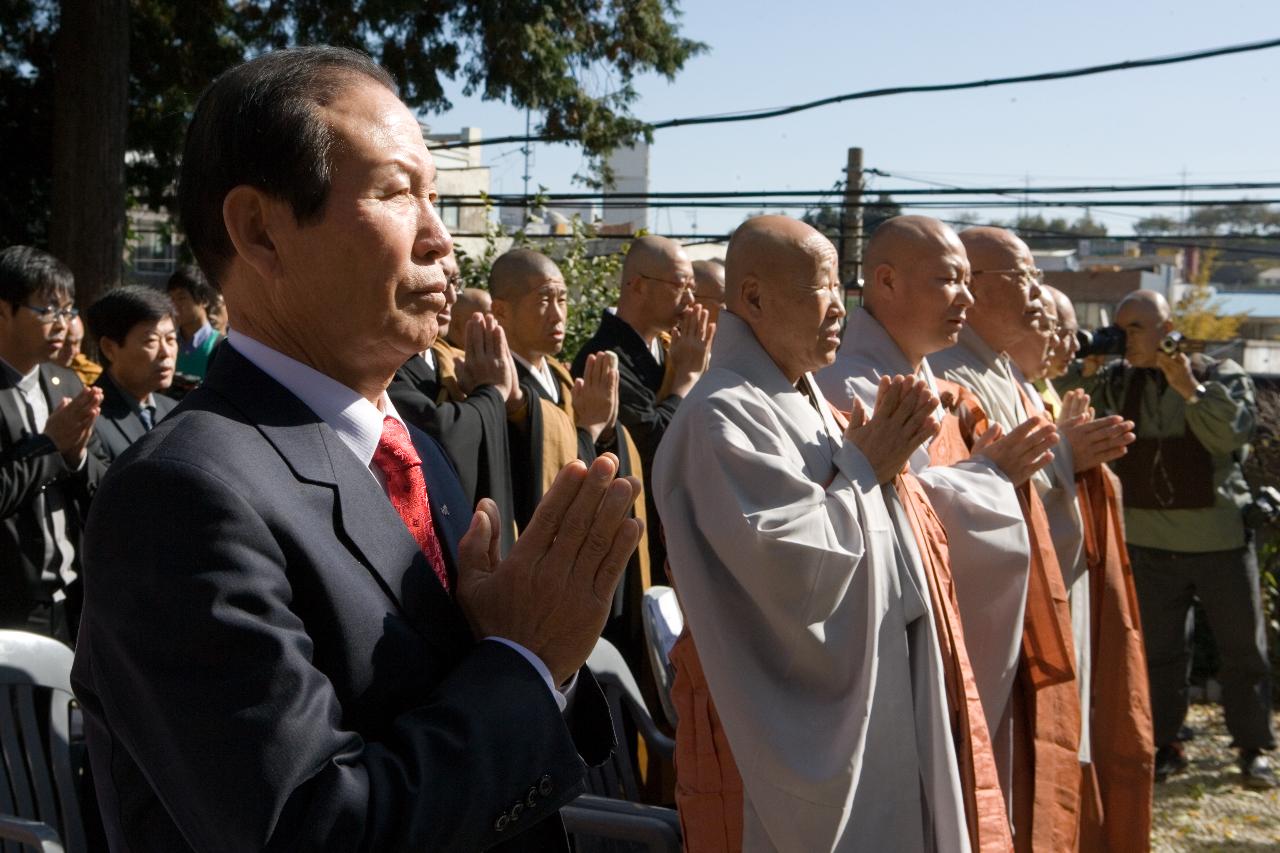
[
  {"left": 816, "top": 216, "right": 1058, "bottom": 825},
  {"left": 655, "top": 215, "right": 969, "bottom": 852}
]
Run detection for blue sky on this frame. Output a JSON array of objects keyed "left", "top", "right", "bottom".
[{"left": 426, "top": 0, "right": 1280, "bottom": 237}]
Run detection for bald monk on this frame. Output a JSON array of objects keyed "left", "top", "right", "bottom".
[
  {"left": 1044, "top": 287, "right": 1079, "bottom": 382},
  {"left": 573, "top": 235, "right": 714, "bottom": 582},
  {"left": 692, "top": 259, "right": 726, "bottom": 324},
  {"left": 817, "top": 216, "right": 1066, "bottom": 850},
  {"left": 388, "top": 252, "right": 523, "bottom": 555},
  {"left": 490, "top": 248, "right": 654, "bottom": 663},
  {"left": 445, "top": 286, "right": 493, "bottom": 351},
  {"left": 929, "top": 227, "right": 1086, "bottom": 852},
  {"left": 1007, "top": 294, "right": 1061, "bottom": 418},
  {"left": 656, "top": 215, "right": 973, "bottom": 852},
  {"left": 1014, "top": 300, "right": 1153, "bottom": 851}
]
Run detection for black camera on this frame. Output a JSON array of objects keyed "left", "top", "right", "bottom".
[
  {"left": 1076, "top": 325, "right": 1126, "bottom": 357},
  {"left": 1243, "top": 485, "right": 1280, "bottom": 529},
  {"left": 1076, "top": 326, "right": 1185, "bottom": 359}
]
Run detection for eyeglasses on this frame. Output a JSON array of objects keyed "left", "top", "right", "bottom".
[
  {"left": 642, "top": 274, "right": 696, "bottom": 295},
  {"left": 971, "top": 267, "right": 1044, "bottom": 285},
  {"left": 19, "top": 304, "right": 79, "bottom": 324}
]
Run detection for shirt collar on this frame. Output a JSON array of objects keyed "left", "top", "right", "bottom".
[
  {"left": 512, "top": 351, "right": 558, "bottom": 399},
  {"left": 183, "top": 321, "right": 215, "bottom": 349},
  {"left": 227, "top": 330, "right": 406, "bottom": 468}
]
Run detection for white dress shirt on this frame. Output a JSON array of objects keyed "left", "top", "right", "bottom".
[
  {"left": 227, "top": 330, "right": 568, "bottom": 708},
  {"left": 512, "top": 352, "right": 560, "bottom": 403}
]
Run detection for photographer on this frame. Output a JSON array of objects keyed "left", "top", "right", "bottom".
[{"left": 1062, "top": 288, "right": 1275, "bottom": 789}]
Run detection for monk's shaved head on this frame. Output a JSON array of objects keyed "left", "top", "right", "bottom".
[
  {"left": 692, "top": 259, "right": 726, "bottom": 324},
  {"left": 862, "top": 216, "right": 965, "bottom": 310},
  {"left": 615, "top": 235, "right": 695, "bottom": 342},
  {"left": 855, "top": 215, "right": 973, "bottom": 367},
  {"left": 1116, "top": 289, "right": 1171, "bottom": 323},
  {"left": 489, "top": 248, "right": 562, "bottom": 302},
  {"left": 957, "top": 226, "right": 1043, "bottom": 353},
  {"left": 725, "top": 216, "right": 835, "bottom": 309},
  {"left": 1043, "top": 286, "right": 1078, "bottom": 377},
  {"left": 957, "top": 226, "right": 1026, "bottom": 271},
  {"left": 622, "top": 235, "right": 688, "bottom": 284},
  {"left": 725, "top": 215, "right": 844, "bottom": 382},
  {"left": 488, "top": 249, "right": 569, "bottom": 361}
]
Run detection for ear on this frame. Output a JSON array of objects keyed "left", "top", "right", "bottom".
[
  {"left": 1160, "top": 318, "right": 1175, "bottom": 335},
  {"left": 99, "top": 336, "right": 120, "bottom": 363},
  {"left": 737, "top": 274, "right": 764, "bottom": 320},
  {"left": 490, "top": 299, "right": 509, "bottom": 323},
  {"left": 872, "top": 262, "right": 895, "bottom": 296},
  {"left": 222, "top": 185, "right": 285, "bottom": 282}
]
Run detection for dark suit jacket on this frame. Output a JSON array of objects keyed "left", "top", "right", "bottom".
[
  {"left": 0, "top": 362, "right": 106, "bottom": 629},
  {"left": 389, "top": 353, "right": 518, "bottom": 557},
  {"left": 571, "top": 310, "right": 677, "bottom": 583},
  {"left": 71, "top": 344, "right": 613, "bottom": 852},
  {"left": 90, "top": 372, "right": 178, "bottom": 464}
]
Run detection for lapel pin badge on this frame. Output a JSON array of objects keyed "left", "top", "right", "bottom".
[
  {"left": 440, "top": 504, "right": 449, "bottom": 516},
  {"left": 50, "top": 376, "right": 60, "bottom": 386}
]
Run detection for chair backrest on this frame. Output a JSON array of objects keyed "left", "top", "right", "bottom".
[
  {"left": 0, "top": 631, "right": 84, "bottom": 853},
  {"left": 584, "top": 638, "right": 675, "bottom": 803},
  {"left": 639, "top": 587, "right": 683, "bottom": 728}
]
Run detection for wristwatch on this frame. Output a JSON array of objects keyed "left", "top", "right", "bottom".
[{"left": 1186, "top": 383, "right": 1207, "bottom": 404}]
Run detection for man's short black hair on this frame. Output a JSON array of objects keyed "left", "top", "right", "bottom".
[
  {"left": 178, "top": 46, "right": 398, "bottom": 287},
  {"left": 0, "top": 246, "right": 74, "bottom": 310},
  {"left": 86, "top": 286, "right": 175, "bottom": 357},
  {"left": 165, "top": 265, "right": 218, "bottom": 308}
]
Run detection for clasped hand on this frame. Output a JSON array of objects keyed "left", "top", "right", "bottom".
[
  {"left": 456, "top": 454, "right": 643, "bottom": 686},
  {"left": 846, "top": 375, "right": 940, "bottom": 484}
]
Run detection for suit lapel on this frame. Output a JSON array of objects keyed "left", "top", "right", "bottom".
[{"left": 202, "top": 346, "right": 430, "bottom": 613}]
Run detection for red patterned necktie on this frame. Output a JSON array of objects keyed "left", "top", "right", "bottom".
[{"left": 372, "top": 416, "right": 450, "bottom": 592}]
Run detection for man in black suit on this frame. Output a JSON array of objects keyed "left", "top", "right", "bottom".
[
  {"left": 571, "top": 235, "right": 714, "bottom": 581},
  {"left": 71, "top": 46, "right": 642, "bottom": 852},
  {"left": 84, "top": 286, "right": 179, "bottom": 464},
  {"left": 0, "top": 246, "right": 104, "bottom": 642}
]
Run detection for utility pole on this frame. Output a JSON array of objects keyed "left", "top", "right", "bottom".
[{"left": 840, "top": 147, "right": 864, "bottom": 293}]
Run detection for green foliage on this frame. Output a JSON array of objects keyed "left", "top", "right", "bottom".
[
  {"left": 454, "top": 197, "right": 627, "bottom": 360},
  {"left": 800, "top": 193, "right": 903, "bottom": 240},
  {"left": 0, "top": 0, "right": 704, "bottom": 247}
]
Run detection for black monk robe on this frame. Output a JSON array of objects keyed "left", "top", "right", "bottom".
[{"left": 388, "top": 340, "right": 518, "bottom": 556}]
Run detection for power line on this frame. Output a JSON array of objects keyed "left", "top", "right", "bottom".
[
  {"left": 429, "top": 36, "right": 1280, "bottom": 150},
  {"left": 441, "top": 180, "right": 1280, "bottom": 202},
  {"left": 442, "top": 197, "right": 1280, "bottom": 210}
]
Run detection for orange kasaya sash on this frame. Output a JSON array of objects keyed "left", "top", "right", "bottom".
[
  {"left": 669, "top": 630, "right": 744, "bottom": 853},
  {"left": 1075, "top": 466, "right": 1154, "bottom": 852},
  {"left": 894, "top": 471, "right": 1015, "bottom": 853},
  {"left": 933, "top": 381, "right": 1081, "bottom": 853}
]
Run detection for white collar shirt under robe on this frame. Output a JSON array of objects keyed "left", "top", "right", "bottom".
[{"left": 654, "top": 312, "right": 969, "bottom": 853}]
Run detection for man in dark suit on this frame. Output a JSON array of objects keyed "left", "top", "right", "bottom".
[
  {"left": 84, "top": 286, "right": 179, "bottom": 464},
  {"left": 0, "top": 246, "right": 104, "bottom": 642},
  {"left": 571, "top": 236, "right": 714, "bottom": 581},
  {"left": 71, "top": 46, "right": 642, "bottom": 852}
]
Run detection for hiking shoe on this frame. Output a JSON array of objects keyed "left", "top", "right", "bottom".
[
  {"left": 1240, "top": 749, "right": 1277, "bottom": 790},
  {"left": 1154, "top": 742, "right": 1188, "bottom": 782}
]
